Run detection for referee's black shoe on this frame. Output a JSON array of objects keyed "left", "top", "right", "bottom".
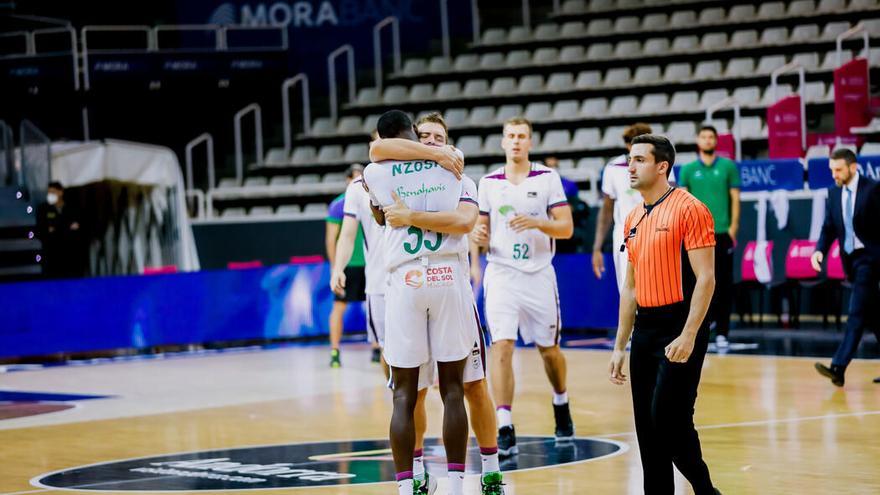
[
  {"left": 553, "top": 402, "right": 575, "bottom": 440},
  {"left": 814, "top": 362, "right": 845, "bottom": 387},
  {"left": 497, "top": 425, "right": 518, "bottom": 457},
  {"left": 874, "top": 376, "right": 880, "bottom": 383}
]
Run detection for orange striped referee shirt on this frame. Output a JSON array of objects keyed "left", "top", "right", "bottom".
[{"left": 623, "top": 188, "right": 716, "bottom": 308}]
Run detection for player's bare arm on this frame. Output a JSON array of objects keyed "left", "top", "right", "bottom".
[
  {"left": 609, "top": 261, "right": 636, "bottom": 385},
  {"left": 592, "top": 196, "right": 615, "bottom": 278},
  {"left": 383, "top": 192, "right": 478, "bottom": 235},
  {"left": 329, "top": 216, "right": 359, "bottom": 295},
  {"left": 665, "top": 246, "right": 715, "bottom": 364},
  {"left": 369, "top": 138, "right": 463, "bottom": 179},
  {"left": 508, "top": 204, "right": 573, "bottom": 239}
]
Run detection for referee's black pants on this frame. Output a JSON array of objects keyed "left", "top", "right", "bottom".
[{"left": 631, "top": 302, "right": 714, "bottom": 495}]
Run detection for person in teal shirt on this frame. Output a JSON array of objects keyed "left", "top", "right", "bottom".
[{"left": 678, "top": 125, "right": 741, "bottom": 348}]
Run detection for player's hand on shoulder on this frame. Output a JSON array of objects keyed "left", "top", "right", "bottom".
[
  {"left": 434, "top": 146, "right": 464, "bottom": 179},
  {"left": 383, "top": 192, "right": 412, "bottom": 228}
]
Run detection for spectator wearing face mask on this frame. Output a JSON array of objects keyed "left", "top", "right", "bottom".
[{"left": 36, "top": 182, "right": 85, "bottom": 278}]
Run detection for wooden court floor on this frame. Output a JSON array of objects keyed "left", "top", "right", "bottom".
[{"left": 1, "top": 345, "right": 879, "bottom": 494}]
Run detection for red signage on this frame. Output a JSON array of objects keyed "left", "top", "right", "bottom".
[{"left": 767, "top": 95, "right": 804, "bottom": 158}]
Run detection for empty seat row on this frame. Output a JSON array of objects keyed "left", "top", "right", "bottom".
[
  {"left": 557, "top": 0, "right": 873, "bottom": 16},
  {"left": 262, "top": 143, "right": 370, "bottom": 166},
  {"left": 219, "top": 203, "right": 330, "bottom": 219}
]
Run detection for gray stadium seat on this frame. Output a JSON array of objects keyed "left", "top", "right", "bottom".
[
  {"left": 506, "top": 50, "right": 532, "bottom": 66},
  {"left": 822, "top": 22, "right": 852, "bottom": 40},
  {"left": 382, "top": 86, "right": 408, "bottom": 104},
  {"left": 614, "top": 16, "right": 640, "bottom": 32},
  {"left": 792, "top": 52, "right": 820, "bottom": 70},
  {"left": 490, "top": 77, "right": 517, "bottom": 96},
  {"left": 756, "top": 55, "right": 787, "bottom": 74},
  {"left": 638, "top": 94, "right": 668, "bottom": 114},
  {"left": 483, "top": 135, "right": 502, "bottom": 154},
  {"left": 821, "top": 50, "right": 851, "bottom": 70},
  {"left": 758, "top": 2, "right": 786, "bottom": 19},
  {"left": 865, "top": 19, "right": 880, "bottom": 36},
  {"left": 534, "top": 23, "right": 558, "bottom": 40},
  {"left": 428, "top": 56, "right": 452, "bottom": 73},
  {"left": 669, "top": 91, "right": 699, "bottom": 111},
  {"left": 667, "top": 122, "right": 697, "bottom": 143},
  {"left": 852, "top": 0, "right": 879, "bottom": 8},
  {"left": 725, "top": 58, "right": 755, "bottom": 78},
  {"left": 445, "top": 108, "right": 469, "bottom": 127},
  {"left": 344, "top": 144, "right": 368, "bottom": 162},
  {"left": 580, "top": 98, "right": 608, "bottom": 116},
  {"left": 732, "top": 86, "right": 761, "bottom": 106},
  {"left": 675, "top": 152, "right": 698, "bottom": 166},
  {"left": 463, "top": 80, "right": 490, "bottom": 98},
  {"left": 671, "top": 35, "right": 699, "bottom": 52},
  {"left": 576, "top": 70, "right": 602, "bottom": 88},
  {"left": 481, "top": 28, "right": 506, "bottom": 45},
  {"left": 316, "top": 145, "right": 343, "bottom": 163},
  {"left": 436, "top": 81, "right": 461, "bottom": 99},
  {"left": 401, "top": 58, "right": 427, "bottom": 76},
  {"left": 276, "top": 205, "right": 301, "bottom": 217},
  {"left": 633, "top": 66, "right": 661, "bottom": 84},
  {"left": 518, "top": 75, "right": 545, "bottom": 93},
  {"left": 496, "top": 105, "right": 523, "bottom": 123},
  {"left": 552, "top": 100, "right": 580, "bottom": 120},
  {"left": 760, "top": 27, "right": 788, "bottom": 45},
  {"left": 590, "top": 0, "right": 615, "bottom": 11},
  {"left": 269, "top": 175, "right": 294, "bottom": 187},
  {"left": 557, "top": 159, "right": 575, "bottom": 170},
  {"left": 408, "top": 84, "right": 433, "bottom": 101},
  {"left": 728, "top": 5, "right": 756, "bottom": 22},
  {"left": 296, "top": 174, "right": 320, "bottom": 184},
  {"left": 698, "top": 7, "right": 726, "bottom": 24},
  {"left": 699, "top": 89, "right": 729, "bottom": 109},
  {"left": 818, "top": 0, "right": 847, "bottom": 12},
  {"left": 543, "top": 130, "right": 572, "bottom": 151},
  {"left": 790, "top": 24, "right": 820, "bottom": 42},
  {"left": 604, "top": 67, "right": 631, "bottom": 86},
  {"left": 265, "top": 148, "right": 288, "bottom": 166},
  {"left": 694, "top": 60, "right": 723, "bottom": 80},
  {"left": 702, "top": 33, "right": 728, "bottom": 50},
  {"left": 337, "top": 116, "right": 362, "bottom": 134},
  {"left": 805, "top": 82, "right": 827, "bottom": 102},
  {"left": 310, "top": 117, "right": 334, "bottom": 136},
  {"left": 561, "top": 21, "right": 587, "bottom": 38},
  {"left": 740, "top": 117, "right": 764, "bottom": 138},
  {"left": 609, "top": 96, "right": 638, "bottom": 115},
  {"left": 222, "top": 207, "right": 246, "bottom": 218},
  {"left": 562, "top": 0, "right": 587, "bottom": 14},
  {"left": 643, "top": 38, "right": 670, "bottom": 55},
  {"left": 244, "top": 176, "right": 267, "bottom": 187},
  {"left": 572, "top": 128, "right": 601, "bottom": 149},
  {"left": 322, "top": 172, "right": 345, "bottom": 184},
  {"left": 730, "top": 30, "right": 759, "bottom": 47},
  {"left": 249, "top": 206, "right": 273, "bottom": 217},
  {"left": 547, "top": 73, "right": 575, "bottom": 92},
  {"left": 363, "top": 114, "right": 380, "bottom": 133},
  {"left": 457, "top": 136, "right": 483, "bottom": 156},
  {"left": 761, "top": 84, "right": 793, "bottom": 105},
  {"left": 577, "top": 157, "right": 605, "bottom": 171},
  {"left": 524, "top": 102, "right": 552, "bottom": 121},
  {"left": 587, "top": 19, "right": 613, "bottom": 35},
  {"left": 586, "top": 43, "right": 613, "bottom": 59},
  {"left": 469, "top": 106, "right": 496, "bottom": 126},
  {"left": 454, "top": 54, "right": 478, "bottom": 72},
  {"left": 559, "top": 45, "right": 585, "bottom": 63},
  {"left": 356, "top": 88, "right": 380, "bottom": 106},
  {"left": 480, "top": 52, "right": 505, "bottom": 70},
  {"left": 614, "top": 41, "right": 641, "bottom": 58},
  {"left": 663, "top": 63, "right": 692, "bottom": 81},
  {"left": 788, "top": 0, "right": 815, "bottom": 16},
  {"left": 507, "top": 26, "right": 531, "bottom": 43},
  {"left": 642, "top": 13, "right": 668, "bottom": 30},
  {"left": 670, "top": 11, "right": 697, "bottom": 28},
  {"left": 601, "top": 126, "right": 627, "bottom": 148},
  {"left": 291, "top": 146, "right": 316, "bottom": 165},
  {"left": 533, "top": 48, "right": 560, "bottom": 64},
  {"left": 860, "top": 142, "right": 880, "bottom": 155},
  {"left": 303, "top": 203, "right": 329, "bottom": 216}
]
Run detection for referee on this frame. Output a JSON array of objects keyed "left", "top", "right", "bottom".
[{"left": 608, "top": 135, "right": 721, "bottom": 495}]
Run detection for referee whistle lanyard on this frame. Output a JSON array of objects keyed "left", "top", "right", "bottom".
[{"left": 620, "top": 186, "right": 676, "bottom": 253}]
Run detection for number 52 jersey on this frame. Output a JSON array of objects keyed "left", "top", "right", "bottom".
[
  {"left": 363, "top": 158, "right": 478, "bottom": 272},
  {"left": 478, "top": 163, "right": 568, "bottom": 273}
]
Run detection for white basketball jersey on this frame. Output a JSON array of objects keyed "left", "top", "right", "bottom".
[
  {"left": 342, "top": 179, "right": 386, "bottom": 295},
  {"left": 478, "top": 163, "right": 568, "bottom": 273},
  {"left": 363, "top": 158, "right": 478, "bottom": 272}
]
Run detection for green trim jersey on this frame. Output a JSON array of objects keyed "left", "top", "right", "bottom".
[
  {"left": 342, "top": 179, "right": 386, "bottom": 295},
  {"left": 678, "top": 157, "right": 741, "bottom": 233},
  {"left": 327, "top": 192, "right": 365, "bottom": 267}
]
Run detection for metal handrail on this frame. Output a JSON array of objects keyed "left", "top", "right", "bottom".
[
  {"left": 440, "top": 0, "right": 451, "bottom": 60},
  {"left": 522, "top": 0, "right": 532, "bottom": 30},
  {"left": 373, "top": 17, "right": 400, "bottom": 93},
  {"left": 185, "top": 133, "right": 215, "bottom": 193},
  {"left": 327, "top": 44, "right": 355, "bottom": 124},
  {"left": 234, "top": 103, "right": 263, "bottom": 186},
  {"left": 470, "top": 0, "right": 481, "bottom": 45},
  {"left": 223, "top": 25, "right": 288, "bottom": 51},
  {"left": 0, "top": 31, "right": 31, "bottom": 58},
  {"left": 153, "top": 24, "right": 222, "bottom": 51},
  {"left": 282, "top": 74, "right": 311, "bottom": 154},
  {"left": 20, "top": 119, "right": 51, "bottom": 196},
  {"left": 837, "top": 22, "right": 870, "bottom": 67},
  {"left": 81, "top": 25, "right": 153, "bottom": 90},
  {"left": 705, "top": 97, "right": 742, "bottom": 161},
  {"left": 82, "top": 107, "right": 90, "bottom": 141},
  {"left": 32, "top": 26, "right": 79, "bottom": 90},
  {"left": 0, "top": 120, "right": 14, "bottom": 187},
  {"left": 185, "top": 189, "right": 206, "bottom": 220},
  {"left": 771, "top": 61, "right": 807, "bottom": 152}
]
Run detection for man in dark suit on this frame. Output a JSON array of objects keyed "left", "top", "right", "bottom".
[{"left": 811, "top": 148, "right": 880, "bottom": 386}]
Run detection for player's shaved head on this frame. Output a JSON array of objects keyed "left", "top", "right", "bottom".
[{"left": 377, "top": 110, "right": 418, "bottom": 141}]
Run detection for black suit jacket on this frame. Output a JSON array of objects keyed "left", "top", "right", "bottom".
[{"left": 817, "top": 175, "right": 880, "bottom": 276}]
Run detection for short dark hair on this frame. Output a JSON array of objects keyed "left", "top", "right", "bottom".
[
  {"left": 631, "top": 134, "right": 676, "bottom": 178},
  {"left": 830, "top": 148, "right": 857, "bottom": 165},
  {"left": 48, "top": 181, "right": 64, "bottom": 190},
  {"left": 698, "top": 124, "right": 718, "bottom": 137},
  {"left": 346, "top": 163, "right": 363, "bottom": 178},
  {"left": 377, "top": 110, "right": 415, "bottom": 140}
]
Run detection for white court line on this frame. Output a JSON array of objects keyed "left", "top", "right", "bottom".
[
  {"left": 1, "top": 489, "right": 48, "bottom": 495},
  {"left": 597, "top": 409, "right": 880, "bottom": 438}
]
